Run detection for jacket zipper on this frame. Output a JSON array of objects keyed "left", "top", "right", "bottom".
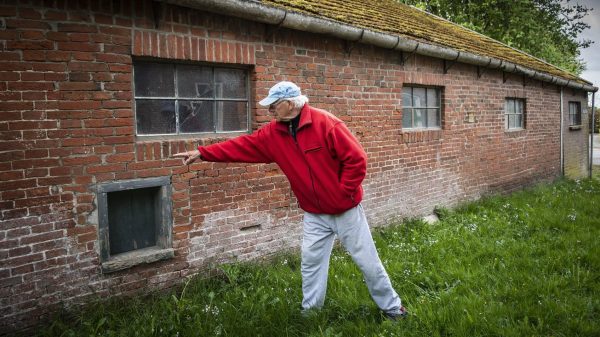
[{"left": 290, "top": 123, "right": 322, "bottom": 212}]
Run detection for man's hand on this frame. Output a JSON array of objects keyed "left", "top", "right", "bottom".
[{"left": 173, "top": 150, "right": 202, "bottom": 165}]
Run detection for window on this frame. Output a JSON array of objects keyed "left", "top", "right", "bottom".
[
  {"left": 505, "top": 98, "right": 525, "bottom": 130},
  {"left": 402, "top": 86, "right": 441, "bottom": 129},
  {"left": 568, "top": 102, "right": 582, "bottom": 126},
  {"left": 97, "top": 177, "right": 173, "bottom": 273},
  {"left": 133, "top": 60, "right": 249, "bottom": 136}
]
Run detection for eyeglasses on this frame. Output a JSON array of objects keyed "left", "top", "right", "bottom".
[{"left": 269, "top": 99, "right": 287, "bottom": 109}]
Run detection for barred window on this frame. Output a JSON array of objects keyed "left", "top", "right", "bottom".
[
  {"left": 402, "top": 86, "right": 441, "bottom": 129},
  {"left": 133, "top": 60, "right": 249, "bottom": 136},
  {"left": 505, "top": 98, "right": 525, "bottom": 130},
  {"left": 568, "top": 101, "right": 581, "bottom": 126}
]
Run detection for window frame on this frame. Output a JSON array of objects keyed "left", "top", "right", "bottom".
[
  {"left": 504, "top": 97, "right": 526, "bottom": 131},
  {"left": 97, "top": 177, "right": 173, "bottom": 273},
  {"left": 401, "top": 85, "right": 442, "bottom": 130},
  {"left": 568, "top": 101, "right": 582, "bottom": 127},
  {"left": 132, "top": 59, "right": 251, "bottom": 138}
]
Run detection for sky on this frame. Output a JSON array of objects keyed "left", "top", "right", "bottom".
[{"left": 577, "top": 0, "right": 600, "bottom": 105}]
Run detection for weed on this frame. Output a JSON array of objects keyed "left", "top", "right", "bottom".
[{"left": 37, "top": 179, "right": 600, "bottom": 337}]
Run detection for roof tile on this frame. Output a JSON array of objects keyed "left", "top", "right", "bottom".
[{"left": 260, "top": 0, "right": 585, "bottom": 84}]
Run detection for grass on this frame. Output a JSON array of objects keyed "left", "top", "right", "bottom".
[{"left": 37, "top": 178, "right": 600, "bottom": 337}]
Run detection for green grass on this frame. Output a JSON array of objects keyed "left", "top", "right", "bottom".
[{"left": 37, "top": 179, "right": 600, "bottom": 337}]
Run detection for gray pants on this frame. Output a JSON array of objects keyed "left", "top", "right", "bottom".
[{"left": 301, "top": 204, "right": 402, "bottom": 314}]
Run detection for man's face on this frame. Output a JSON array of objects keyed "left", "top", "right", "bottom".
[{"left": 269, "top": 99, "right": 298, "bottom": 122}]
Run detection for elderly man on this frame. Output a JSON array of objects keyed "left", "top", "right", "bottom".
[{"left": 174, "top": 81, "right": 406, "bottom": 320}]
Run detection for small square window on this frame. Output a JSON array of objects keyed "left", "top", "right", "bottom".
[
  {"left": 402, "top": 86, "right": 442, "bottom": 129},
  {"left": 107, "top": 187, "right": 158, "bottom": 255},
  {"left": 505, "top": 98, "right": 525, "bottom": 130},
  {"left": 568, "top": 102, "right": 581, "bottom": 126},
  {"left": 133, "top": 60, "right": 250, "bottom": 136},
  {"left": 97, "top": 177, "right": 173, "bottom": 273}
]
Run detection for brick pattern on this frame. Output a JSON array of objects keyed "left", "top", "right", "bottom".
[
  {"left": 563, "top": 90, "right": 591, "bottom": 178},
  {"left": 0, "top": 0, "right": 589, "bottom": 333}
]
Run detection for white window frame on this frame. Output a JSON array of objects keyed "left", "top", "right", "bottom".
[
  {"left": 402, "top": 86, "right": 442, "bottom": 130},
  {"left": 505, "top": 98, "right": 525, "bottom": 130}
]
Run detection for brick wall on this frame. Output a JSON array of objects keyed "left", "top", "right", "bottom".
[
  {"left": 0, "top": 0, "right": 588, "bottom": 332},
  {"left": 562, "top": 90, "right": 590, "bottom": 179}
]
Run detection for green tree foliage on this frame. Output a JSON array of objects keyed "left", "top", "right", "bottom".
[{"left": 399, "top": 0, "right": 593, "bottom": 75}]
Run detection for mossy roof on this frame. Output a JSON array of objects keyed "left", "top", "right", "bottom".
[{"left": 260, "top": 0, "right": 588, "bottom": 85}]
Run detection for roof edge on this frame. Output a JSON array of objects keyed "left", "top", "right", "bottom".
[
  {"left": 162, "top": 0, "right": 598, "bottom": 92},
  {"left": 408, "top": 4, "right": 591, "bottom": 85}
]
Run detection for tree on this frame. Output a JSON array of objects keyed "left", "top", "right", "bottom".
[{"left": 399, "top": 0, "right": 593, "bottom": 75}]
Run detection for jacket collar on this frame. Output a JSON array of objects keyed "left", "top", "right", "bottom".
[{"left": 275, "top": 104, "right": 312, "bottom": 133}]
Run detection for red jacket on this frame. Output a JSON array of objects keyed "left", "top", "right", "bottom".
[{"left": 198, "top": 104, "right": 367, "bottom": 214}]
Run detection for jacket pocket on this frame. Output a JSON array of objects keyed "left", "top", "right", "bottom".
[
  {"left": 339, "top": 183, "right": 355, "bottom": 201},
  {"left": 304, "top": 145, "right": 323, "bottom": 153}
]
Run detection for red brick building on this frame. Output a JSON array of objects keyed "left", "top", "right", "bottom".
[{"left": 0, "top": 0, "right": 596, "bottom": 332}]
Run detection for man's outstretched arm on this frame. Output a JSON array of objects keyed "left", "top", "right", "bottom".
[{"left": 173, "top": 125, "right": 273, "bottom": 165}]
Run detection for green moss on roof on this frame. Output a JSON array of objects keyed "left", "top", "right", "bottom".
[{"left": 260, "top": 0, "right": 583, "bottom": 83}]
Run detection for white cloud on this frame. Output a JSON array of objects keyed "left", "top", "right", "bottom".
[
  {"left": 580, "top": 2, "right": 600, "bottom": 58},
  {"left": 581, "top": 69, "right": 600, "bottom": 88},
  {"left": 577, "top": 0, "right": 600, "bottom": 88}
]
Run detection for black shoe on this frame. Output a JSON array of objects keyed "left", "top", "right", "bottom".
[{"left": 384, "top": 306, "right": 408, "bottom": 321}]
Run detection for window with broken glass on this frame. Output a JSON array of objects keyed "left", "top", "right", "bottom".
[{"left": 133, "top": 61, "right": 249, "bottom": 136}]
